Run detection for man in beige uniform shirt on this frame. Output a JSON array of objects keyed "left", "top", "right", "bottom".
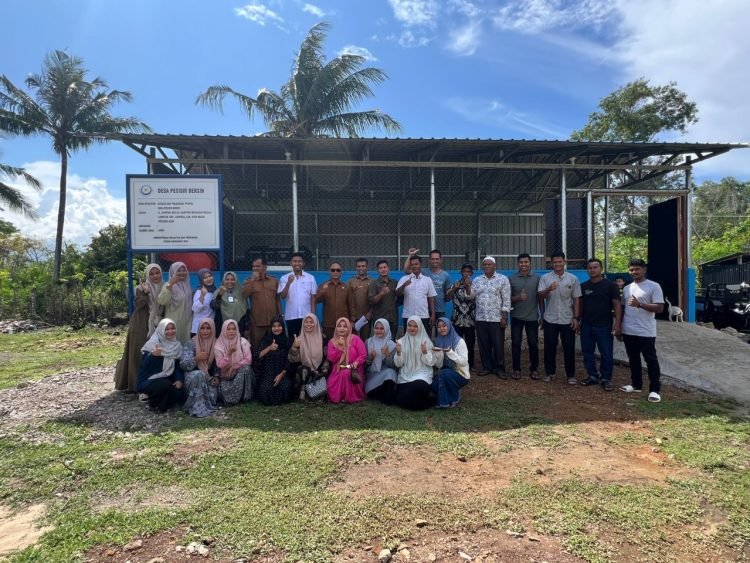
[
  {"left": 242, "top": 256, "right": 281, "bottom": 353},
  {"left": 347, "top": 257, "right": 373, "bottom": 340}
]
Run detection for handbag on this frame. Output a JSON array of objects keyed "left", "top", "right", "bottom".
[
  {"left": 340, "top": 364, "right": 361, "bottom": 384},
  {"left": 305, "top": 375, "right": 327, "bottom": 400}
]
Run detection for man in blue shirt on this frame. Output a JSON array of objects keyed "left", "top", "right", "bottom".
[{"left": 404, "top": 248, "right": 451, "bottom": 335}]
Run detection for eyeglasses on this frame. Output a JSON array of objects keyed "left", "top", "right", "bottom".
[{"left": 330, "top": 268, "right": 342, "bottom": 272}]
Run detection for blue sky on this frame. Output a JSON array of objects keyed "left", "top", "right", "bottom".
[{"left": 2, "top": 0, "right": 749, "bottom": 246}]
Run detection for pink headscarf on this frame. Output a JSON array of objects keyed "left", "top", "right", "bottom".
[
  {"left": 193, "top": 318, "right": 216, "bottom": 374},
  {"left": 214, "top": 319, "right": 251, "bottom": 377},
  {"left": 332, "top": 317, "right": 354, "bottom": 365}
]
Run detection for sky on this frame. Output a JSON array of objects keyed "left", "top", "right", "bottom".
[{"left": 2, "top": 0, "right": 749, "bottom": 247}]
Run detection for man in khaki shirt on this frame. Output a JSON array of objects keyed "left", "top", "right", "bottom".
[
  {"left": 317, "top": 261, "right": 352, "bottom": 339},
  {"left": 242, "top": 257, "right": 281, "bottom": 352},
  {"left": 346, "top": 257, "right": 373, "bottom": 340}
]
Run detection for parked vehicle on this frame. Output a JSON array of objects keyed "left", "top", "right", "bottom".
[{"left": 698, "top": 282, "right": 750, "bottom": 332}]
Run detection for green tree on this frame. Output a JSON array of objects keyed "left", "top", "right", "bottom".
[
  {"left": 197, "top": 22, "right": 401, "bottom": 138},
  {"left": 693, "top": 217, "right": 750, "bottom": 266},
  {"left": 571, "top": 79, "right": 699, "bottom": 248},
  {"left": 0, "top": 218, "right": 18, "bottom": 235},
  {"left": 692, "top": 177, "right": 750, "bottom": 240},
  {"left": 0, "top": 162, "right": 41, "bottom": 218},
  {"left": 571, "top": 78, "right": 698, "bottom": 142},
  {"left": 0, "top": 50, "right": 149, "bottom": 282},
  {"left": 84, "top": 224, "right": 127, "bottom": 273}
]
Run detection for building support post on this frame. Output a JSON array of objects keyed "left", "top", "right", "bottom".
[
  {"left": 560, "top": 168, "right": 567, "bottom": 257},
  {"left": 604, "top": 174, "right": 610, "bottom": 272},
  {"left": 287, "top": 151, "right": 299, "bottom": 251},
  {"left": 586, "top": 190, "right": 594, "bottom": 261},
  {"left": 430, "top": 167, "right": 436, "bottom": 250}
]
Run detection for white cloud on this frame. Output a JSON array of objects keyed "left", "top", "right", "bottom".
[
  {"left": 396, "top": 30, "right": 432, "bottom": 48},
  {"left": 337, "top": 45, "right": 377, "bottom": 61},
  {"left": 388, "top": 0, "right": 439, "bottom": 27},
  {"left": 611, "top": 0, "right": 750, "bottom": 178},
  {"left": 234, "top": 3, "right": 287, "bottom": 31},
  {"left": 302, "top": 3, "right": 325, "bottom": 17},
  {"left": 4, "top": 161, "right": 125, "bottom": 248},
  {"left": 446, "top": 19, "right": 482, "bottom": 56},
  {"left": 446, "top": 97, "right": 568, "bottom": 139},
  {"left": 492, "top": 0, "right": 615, "bottom": 34}
]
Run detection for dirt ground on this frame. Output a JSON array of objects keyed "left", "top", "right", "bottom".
[{"left": 0, "top": 354, "right": 731, "bottom": 561}]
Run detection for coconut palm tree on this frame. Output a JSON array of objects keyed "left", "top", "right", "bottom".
[
  {"left": 0, "top": 162, "right": 41, "bottom": 218},
  {"left": 0, "top": 50, "right": 149, "bottom": 282},
  {"left": 196, "top": 22, "right": 401, "bottom": 137}
]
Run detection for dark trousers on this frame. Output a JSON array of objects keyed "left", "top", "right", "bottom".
[
  {"left": 476, "top": 321, "right": 505, "bottom": 372},
  {"left": 543, "top": 322, "right": 576, "bottom": 377},
  {"left": 511, "top": 319, "right": 539, "bottom": 372},
  {"left": 367, "top": 379, "right": 396, "bottom": 405},
  {"left": 394, "top": 380, "right": 435, "bottom": 410},
  {"left": 454, "top": 325, "right": 476, "bottom": 368},
  {"left": 622, "top": 334, "right": 661, "bottom": 393},
  {"left": 403, "top": 317, "right": 431, "bottom": 334},
  {"left": 286, "top": 318, "right": 303, "bottom": 340},
  {"left": 142, "top": 378, "right": 184, "bottom": 413}
]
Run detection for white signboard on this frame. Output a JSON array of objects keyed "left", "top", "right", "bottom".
[{"left": 127, "top": 175, "right": 222, "bottom": 250}]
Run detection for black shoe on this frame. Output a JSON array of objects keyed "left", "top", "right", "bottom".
[
  {"left": 580, "top": 377, "right": 600, "bottom": 386},
  {"left": 602, "top": 381, "right": 614, "bottom": 391},
  {"left": 478, "top": 370, "right": 492, "bottom": 377},
  {"left": 494, "top": 369, "right": 508, "bottom": 380}
]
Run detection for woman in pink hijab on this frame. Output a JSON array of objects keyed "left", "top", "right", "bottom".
[
  {"left": 213, "top": 319, "right": 254, "bottom": 405},
  {"left": 326, "top": 317, "right": 367, "bottom": 404}
]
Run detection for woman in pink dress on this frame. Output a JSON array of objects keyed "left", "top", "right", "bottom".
[{"left": 326, "top": 317, "right": 367, "bottom": 404}]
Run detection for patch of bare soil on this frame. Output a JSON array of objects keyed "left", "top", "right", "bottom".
[
  {"left": 83, "top": 527, "right": 283, "bottom": 563},
  {"left": 0, "top": 503, "right": 53, "bottom": 557},
  {"left": 335, "top": 527, "right": 585, "bottom": 562},
  {"left": 167, "top": 430, "right": 237, "bottom": 467},
  {"left": 331, "top": 421, "right": 693, "bottom": 499},
  {"left": 92, "top": 485, "right": 194, "bottom": 514}
]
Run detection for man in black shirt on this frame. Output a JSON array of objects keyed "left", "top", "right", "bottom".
[{"left": 578, "top": 259, "right": 622, "bottom": 391}]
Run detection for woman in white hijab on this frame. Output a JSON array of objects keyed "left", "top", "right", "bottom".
[
  {"left": 157, "top": 261, "right": 193, "bottom": 343},
  {"left": 393, "top": 315, "right": 437, "bottom": 410},
  {"left": 364, "top": 318, "right": 398, "bottom": 403},
  {"left": 136, "top": 318, "right": 185, "bottom": 412}
]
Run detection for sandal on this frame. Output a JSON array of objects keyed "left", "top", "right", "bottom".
[
  {"left": 648, "top": 392, "right": 661, "bottom": 403},
  {"left": 619, "top": 385, "right": 642, "bottom": 393}
]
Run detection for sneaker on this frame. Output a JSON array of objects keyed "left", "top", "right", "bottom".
[
  {"left": 567, "top": 377, "right": 578, "bottom": 385},
  {"left": 579, "top": 377, "right": 600, "bottom": 386},
  {"left": 602, "top": 381, "right": 614, "bottom": 391},
  {"left": 138, "top": 393, "right": 149, "bottom": 402},
  {"left": 619, "top": 385, "right": 642, "bottom": 393},
  {"left": 541, "top": 374, "right": 552, "bottom": 383},
  {"left": 648, "top": 392, "right": 662, "bottom": 403},
  {"left": 512, "top": 370, "right": 522, "bottom": 380},
  {"left": 530, "top": 371, "right": 540, "bottom": 380}
]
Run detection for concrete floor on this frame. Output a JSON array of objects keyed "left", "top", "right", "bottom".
[{"left": 613, "top": 320, "right": 750, "bottom": 404}]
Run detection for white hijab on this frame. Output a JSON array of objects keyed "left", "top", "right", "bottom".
[
  {"left": 141, "top": 318, "right": 183, "bottom": 380},
  {"left": 366, "top": 318, "right": 396, "bottom": 372}
]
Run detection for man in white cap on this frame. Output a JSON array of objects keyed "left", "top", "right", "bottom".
[{"left": 473, "top": 255, "right": 511, "bottom": 377}]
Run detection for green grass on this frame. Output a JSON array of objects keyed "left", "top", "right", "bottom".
[
  {"left": 1, "top": 329, "right": 749, "bottom": 562},
  {"left": 0, "top": 327, "right": 124, "bottom": 389}
]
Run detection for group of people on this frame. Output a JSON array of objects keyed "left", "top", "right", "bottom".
[{"left": 115, "top": 248, "right": 666, "bottom": 415}]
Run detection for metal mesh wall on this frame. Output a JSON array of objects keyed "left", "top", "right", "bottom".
[{"left": 224, "top": 164, "right": 550, "bottom": 271}]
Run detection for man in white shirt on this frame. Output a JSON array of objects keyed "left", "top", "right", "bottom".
[
  {"left": 278, "top": 252, "right": 318, "bottom": 337},
  {"left": 473, "top": 256, "right": 511, "bottom": 378},
  {"left": 396, "top": 255, "right": 437, "bottom": 333},
  {"left": 618, "top": 258, "right": 665, "bottom": 403},
  {"left": 538, "top": 251, "right": 581, "bottom": 385}
]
